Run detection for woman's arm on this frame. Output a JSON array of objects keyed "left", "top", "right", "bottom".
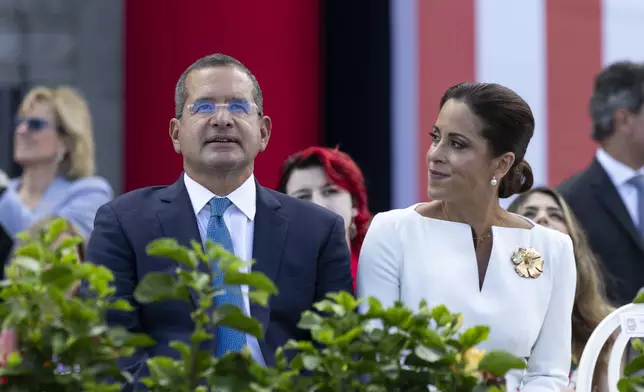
[
  {"left": 0, "top": 177, "right": 113, "bottom": 239},
  {"left": 356, "top": 212, "right": 402, "bottom": 311},
  {"left": 521, "top": 234, "right": 577, "bottom": 391}
]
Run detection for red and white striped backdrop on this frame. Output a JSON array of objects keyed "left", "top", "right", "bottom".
[{"left": 391, "top": 0, "right": 644, "bottom": 208}]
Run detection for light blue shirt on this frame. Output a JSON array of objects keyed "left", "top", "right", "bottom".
[{"left": 0, "top": 175, "right": 113, "bottom": 240}]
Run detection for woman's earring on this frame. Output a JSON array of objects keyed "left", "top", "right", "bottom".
[
  {"left": 490, "top": 176, "right": 498, "bottom": 186},
  {"left": 350, "top": 222, "right": 357, "bottom": 240}
]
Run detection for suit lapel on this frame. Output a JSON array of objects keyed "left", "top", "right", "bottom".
[
  {"left": 590, "top": 160, "right": 644, "bottom": 255},
  {"left": 250, "top": 185, "right": 288, "bottom": 342},
  {"left": 155, "top": 174, "right": 207, "bottom": 307}
]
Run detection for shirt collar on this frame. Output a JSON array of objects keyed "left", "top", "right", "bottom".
[
  {"left": 596, "top": 148, "right": 644, "bottom": 186},
  {"left": 183, "top": 172, "right": 256, "bottom": 220}
]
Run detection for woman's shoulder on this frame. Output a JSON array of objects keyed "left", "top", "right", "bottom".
[
  {"left": 529, "top": 220, "right": 574, "bottom": 250},
  {"left": 370, "top": 204, "right": 424, "bottom": 230},
  {"left": 65, "top": 176, "right": 113, "bottom": 196}
]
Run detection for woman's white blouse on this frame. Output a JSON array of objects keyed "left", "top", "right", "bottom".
[{"left": 357, "top": 206, "right": 577, "bottom": 392}]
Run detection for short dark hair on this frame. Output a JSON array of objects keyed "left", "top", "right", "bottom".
[
  {"left": 439, "top": 82, "right": 535, "bottom": 198},
  {"left": 174, "top": 53, "right": 263, "bottom": 118},
  {"left": 589, "top": 61, "right": 644, "bottom": 142}
]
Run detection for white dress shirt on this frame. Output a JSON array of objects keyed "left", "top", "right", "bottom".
[
  {"left": 357, "top": 205, "right": 577, "bottom": 391},
  {"left": 183, "top": 172, "right": 265, "bottom": 366},
  {"left": 596, "top": 148, "right": 644, "bottom": 227}
]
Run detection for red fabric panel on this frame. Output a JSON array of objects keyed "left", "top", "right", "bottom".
[{"left": 124, "top": 1, "right": 322, "bottom": 191}]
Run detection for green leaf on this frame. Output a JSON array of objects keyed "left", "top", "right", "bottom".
[
  {"left": 284, "top": 340, "right": 317, "bottom": 354},
  {"left": 634, "top": 292, "right": 644, "bottom": 304},
  {"left": 41, "top": 264, "right": 77, "bottom": 290},
  {"left": 460, "top": 326, "right": 491, "bottom": 349},
  {"left": 327, "top": 291, "right": 358, "bottom": 311},
  {"left": 125, "top": 333, "right": 156, "bottom": 348},
  {"left": 134, "top": 272, "right": 179, "bottom": 303},
  {"left": 191, "top": 329, "right": 213, "bottom": 344},
  {"left": 313, "top": 299, "right": 346, "bottom": 316},
  {"left": 331, "top": 326, "right": 362, "bottom": 346},
  {"left": 12, "top": 256, "right": 42, "bottom": 273},
  {"left": 626, "top": 355, "right": 644, "bottom": 376},
  {"left": 146, "top": 238, "right": 198, "bottom": 269},
  {"left": 213, "top": 305, "right": 263, "bottom": 339},
  {"left": 364, "top": 296, "right": 385, "bottom": 318},
  {"left": 248, "top": 290, "right": 270, "bottom": 307},
  {"left": 147, "top": 356, "right": 181, "bottom": 387},
  {"left": 224, "top": 270, "right": 279, "bottom": 295},
  {"left": 45, "top": 217, "right": 68, "bottom": 243},
  {"left": 478, "top": 350, "right": 527, "bottom": 376},
  {"left": 169, "top": 340, "right": 191, "bottom": 361},
  {"left": 110, "top": 299, "right": 134, "bottom": 312},
  {"left": 57, "top": 236, "right": 84, "bottom": 252},
  {"left": 297, "top": 311, "right": 323, "bottom": 330},
  {"left": 414, "top": 345, "right": 442, "bottom": 363},
  {"left": 633, "top": 339, "right": 644, "bottom": 354},
  {"left": 5, "top": 352, "right": 21, "bottom": 368},
  {"left": 432, "top": 305, "right": 453, "bottom": 327},
  {"left": 301, "top": 354, "right": 322, "bottom": 370},
  {"left": 423, "top": 329, "right": 447, "bottom": 351},
  {"left": 383, "top": 306, "right": 412, "bottom": 327}
]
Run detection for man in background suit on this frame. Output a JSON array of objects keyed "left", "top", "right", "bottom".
[
  {"left": 559, "top": 61, "right": 644, "bottom": 305},
  {"left": 86, "top": 54, "right": 353, "bottom": 391}
]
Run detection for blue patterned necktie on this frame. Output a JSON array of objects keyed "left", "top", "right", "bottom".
[
  {"left": 206, "top": 197, "right": 247, "bottom": 356},
  {"left": 629, "top": 175, "right": 644, "bottom": 237}
]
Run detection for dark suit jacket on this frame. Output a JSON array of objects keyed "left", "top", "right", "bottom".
[
  {"left": 0, "top": 224, "right": 13, "bottom": 278},
  {"left": 558, "top": 159, "right": 644, "bottom": 305},
  {"left": 86, "top": 175, "right": 353, "bottom": 390}
]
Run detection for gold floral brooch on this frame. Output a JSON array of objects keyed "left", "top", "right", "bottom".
[{"left": 511, "top": 248, "right": 544, "bottom": 279}]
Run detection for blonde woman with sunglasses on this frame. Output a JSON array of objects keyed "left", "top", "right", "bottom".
[{"left": 0, "top": 86, "right": 112, "bottom": 245}]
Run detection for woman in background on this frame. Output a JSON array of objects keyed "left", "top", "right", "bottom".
[
  {"left": 0, "top": 86, "right": 112, "bottom": 241},
  {"left": 508, "top": 187, "right": 616, "bottom": 392},
  {"left": 277, "top": 146, "right": 373, "bottom": 287}
]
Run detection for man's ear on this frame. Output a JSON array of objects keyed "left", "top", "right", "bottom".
[
  {"left": 259, "top": 115, "right": 272, "bottom": 152},
  {"left": 169, "top": 118, "right": 181, "bottom": 154},
  {"left": 614, "top": 108, "right": 635, "bottom": 136}
]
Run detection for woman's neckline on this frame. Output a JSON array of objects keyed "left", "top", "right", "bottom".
[{"left": 411, "top": 203, "right": 536, "bottom": 232}]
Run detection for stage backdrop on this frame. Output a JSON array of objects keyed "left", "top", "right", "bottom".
[
  {"left": 391, "top": 0, "right": 644, "bottom": 208},
  {"left": 124, "top": 0, "right": 322, "bottom": 191}
]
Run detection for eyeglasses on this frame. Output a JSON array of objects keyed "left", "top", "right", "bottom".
[
  {"left": 14, "top": 116, "right": 51, "bottom": 132},
  {"left": 185, "top": 99, "right": 257, "bottom": 117}
]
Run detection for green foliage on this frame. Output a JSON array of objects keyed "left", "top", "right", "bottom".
[
  {"left": 618, "top": 338, "right": 644, "bottom": 391},
  {"left": 0, "top": 218, "right": 526, "bottom": 391},
  {"left": 0, "top": 218, "right": 152, "bottom": 392}
]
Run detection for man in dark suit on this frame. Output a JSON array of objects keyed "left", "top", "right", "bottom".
[
  {"left": 558, "top": 61, "right": 644, "bottom": 305},
  {"left": 86, "top": 54, "right": 353, "bottom": 390}
]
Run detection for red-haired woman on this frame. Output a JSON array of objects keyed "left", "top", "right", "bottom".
[{"left": 277, "top": 147, "right": 373, "bottom": 288}]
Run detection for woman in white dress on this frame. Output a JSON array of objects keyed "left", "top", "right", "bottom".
[{"left": 357, "top": 82, "right": 577, "bottom": 391}]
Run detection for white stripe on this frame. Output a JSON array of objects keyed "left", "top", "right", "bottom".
[
  {"left": 391, "top": 0, "right": 419, "bottom": 209},
  {"left": 602, "top": 0, "right": 644, "bottom": 65},
  {"left": 475, "top": 0, "right": 547, "bottom": 208}
]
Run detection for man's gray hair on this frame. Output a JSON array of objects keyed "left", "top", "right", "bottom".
[
  {"left": 589, "top": 61, "right": 644, "bottom": 142},
  {"left": 174, "top": 53, "right": 263, "bottom": 119}
]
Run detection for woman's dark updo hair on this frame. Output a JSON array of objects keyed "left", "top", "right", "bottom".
[{"left": 439, "top": 82, "right": 535, "bottom": 198}]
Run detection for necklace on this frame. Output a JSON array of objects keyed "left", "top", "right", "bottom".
[{"left": 441, "top": 202, "right": 507, "bottom": 244}]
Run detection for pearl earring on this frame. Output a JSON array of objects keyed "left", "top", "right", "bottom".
[{"left": 490, "top": 176, "right": 498, "bottom": 186}]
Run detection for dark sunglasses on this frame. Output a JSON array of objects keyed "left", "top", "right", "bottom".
[{"left": 14, "top": 116, "right": 51, "bottom": 132}]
